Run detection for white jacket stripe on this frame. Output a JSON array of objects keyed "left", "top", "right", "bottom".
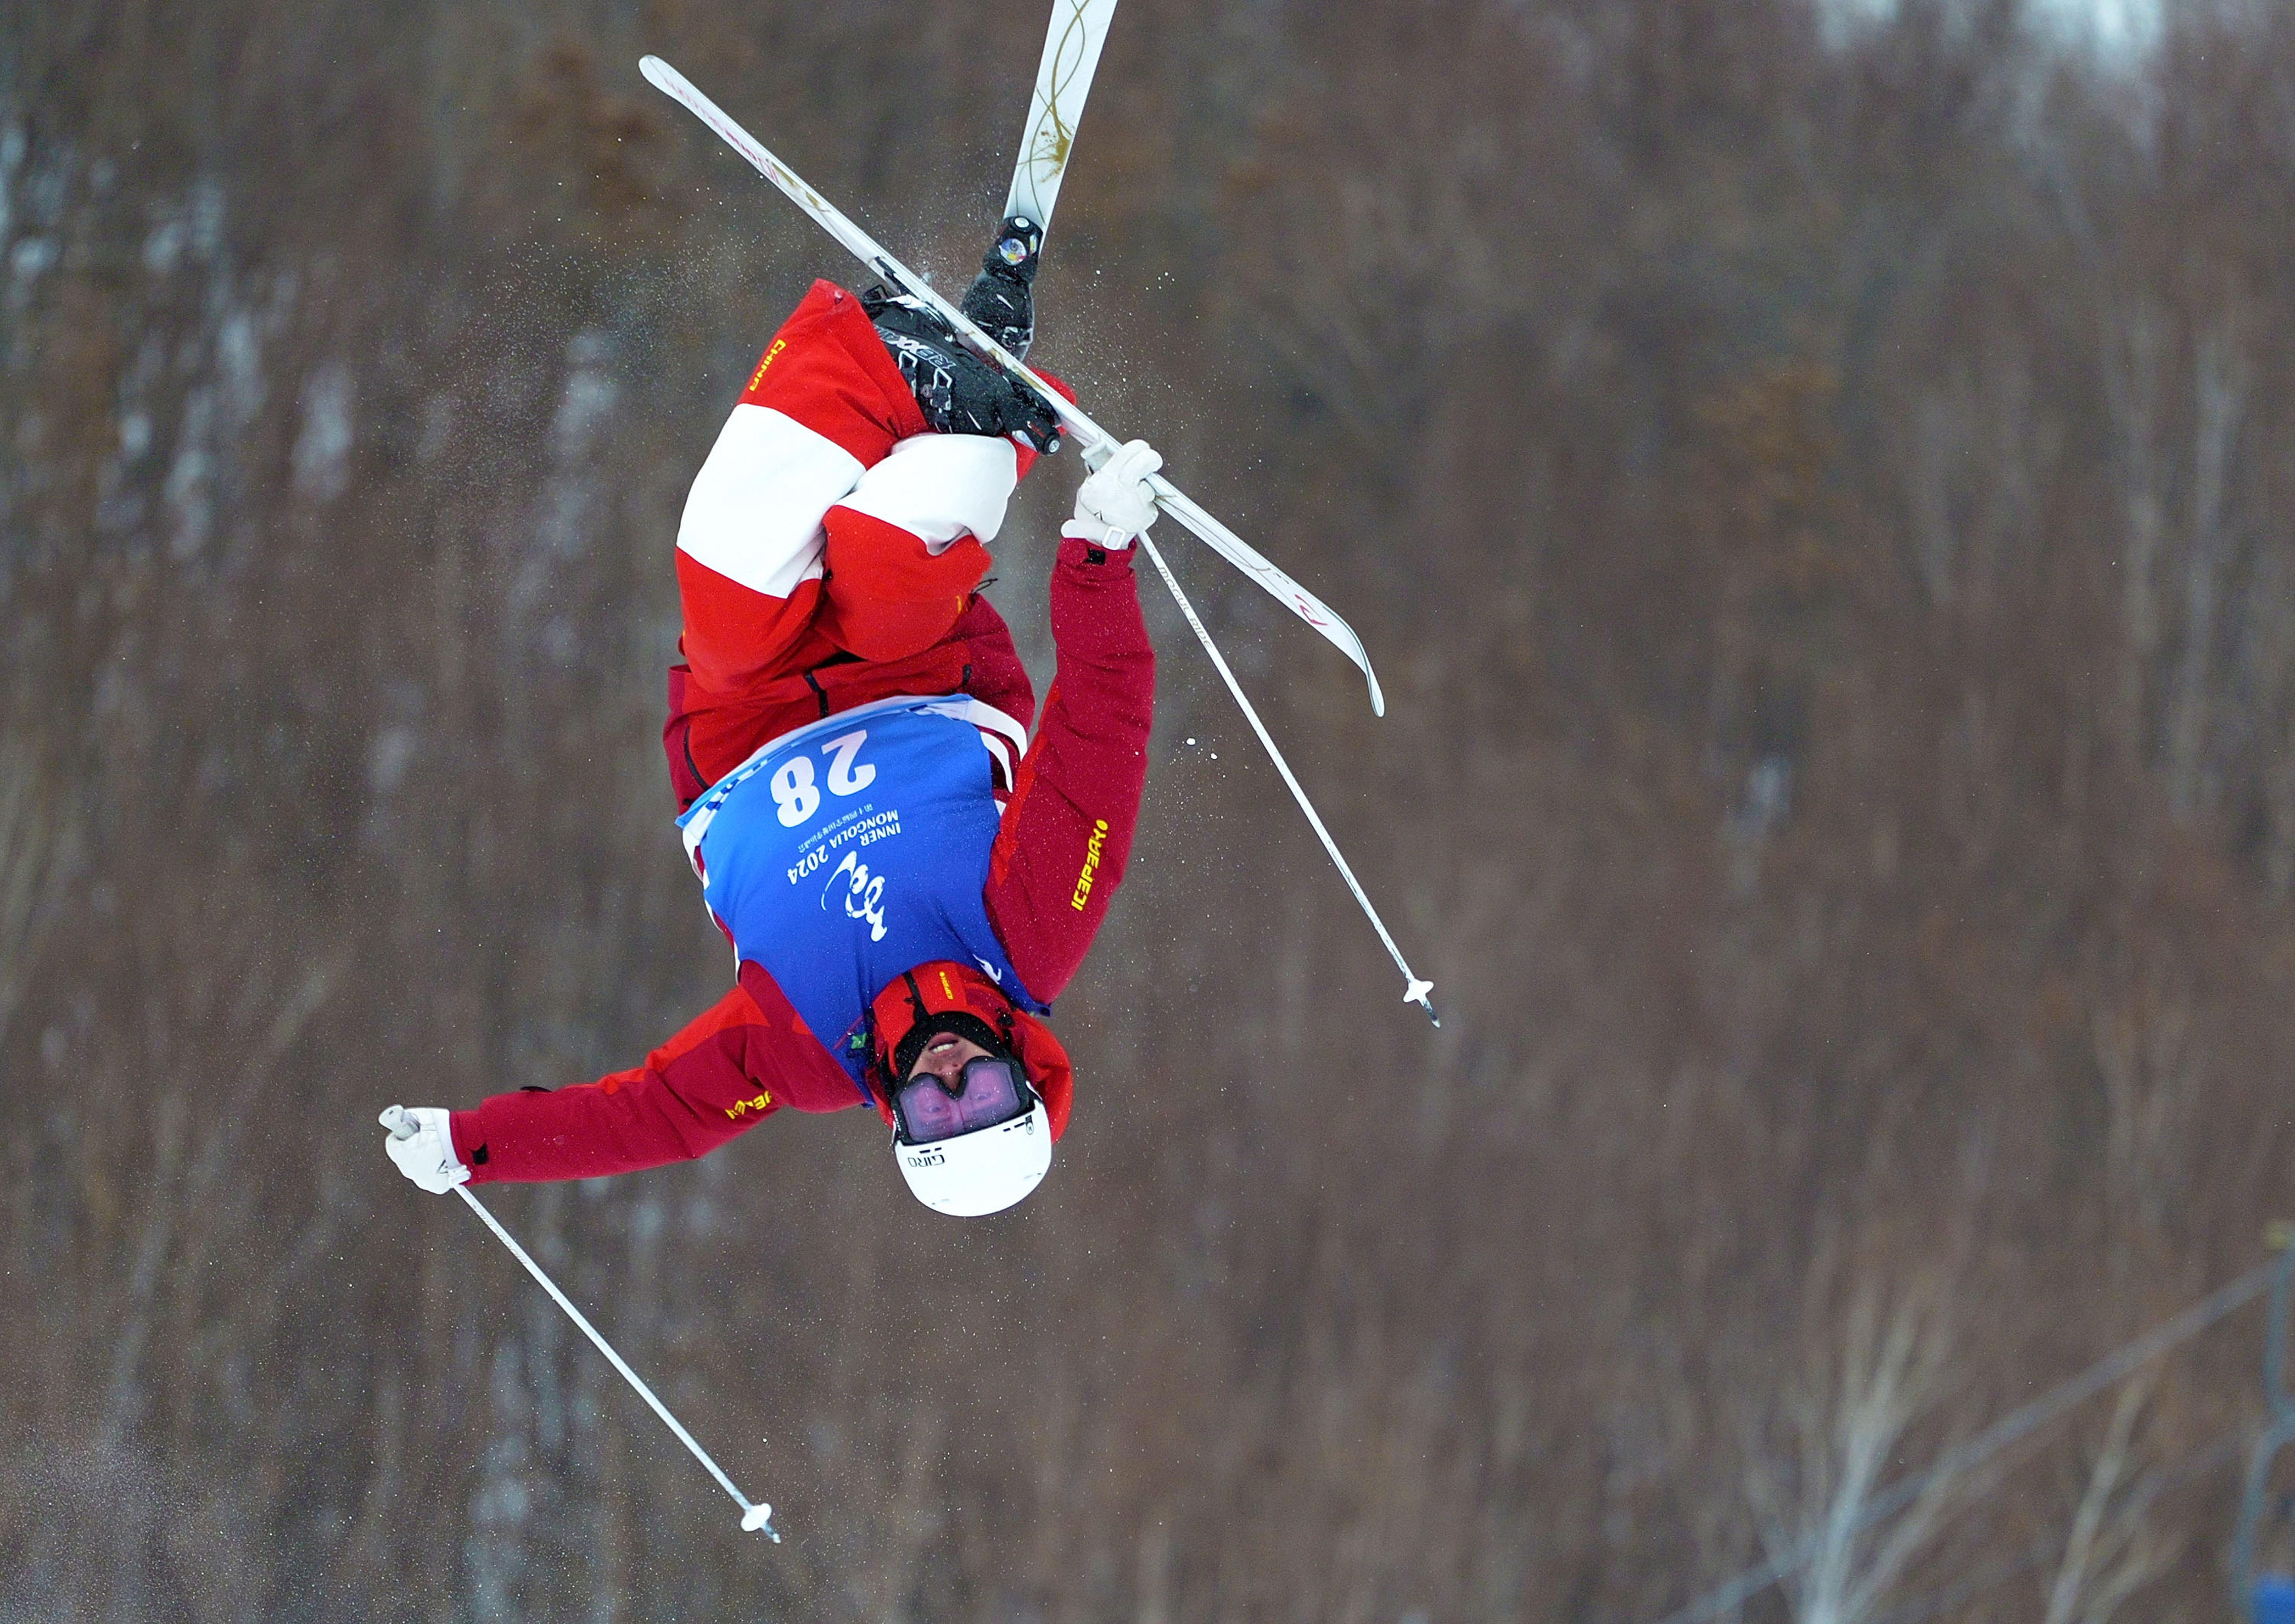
[
  {"left": 835, "top": 432, "right": 1017, "bottom": 554},
  {"left": 678, "top": 404, "right": 862, "bottom": 597}
]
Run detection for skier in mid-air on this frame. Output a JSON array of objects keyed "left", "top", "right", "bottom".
[{"left": 384, "top": 218, "right": 1164, "bottom": 1216}]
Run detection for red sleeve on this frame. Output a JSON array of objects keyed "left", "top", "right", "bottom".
[
  {"left": 448, "top": 985, "right": 796, "bottom": 1183},
  {"left": 985, "top": 535, "right": 1156, "bottom": 1000}
]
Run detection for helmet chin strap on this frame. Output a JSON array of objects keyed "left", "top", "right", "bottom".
[{"left": 884, "top": 969, "right": 1017, "bottom": 1085}]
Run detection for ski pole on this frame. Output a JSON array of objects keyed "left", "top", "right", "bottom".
[
  {"left": 1132, "top": 533, "right": 1439, "bottom": 1025},
  {"left": 380, "top": 1106, "right": 780, "bottom": 1540}
]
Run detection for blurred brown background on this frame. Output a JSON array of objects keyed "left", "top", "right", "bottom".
[{"left": 6, "top": 0, "right": 2295, "bottom": 1618}]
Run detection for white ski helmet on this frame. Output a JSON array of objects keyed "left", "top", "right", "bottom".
[
  {"left": 870, "top": 963, "right": 1075, "bottom": 1217},
  {"left": 893, "top": 1101, "right": 1052, "bottom": 1216}
]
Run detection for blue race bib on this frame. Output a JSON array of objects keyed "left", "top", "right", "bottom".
[{"left": 677, "top": 697, "right": 1042, "bottom": 1084}]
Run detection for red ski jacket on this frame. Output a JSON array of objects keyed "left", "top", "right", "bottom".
[{"left": 446, "top": 283, "right": 1153, "bottom": 1184}]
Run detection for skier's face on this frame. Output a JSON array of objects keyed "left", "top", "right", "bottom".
[{"left": 907, "top": 1031, "right": 992, "bottom": 1090}]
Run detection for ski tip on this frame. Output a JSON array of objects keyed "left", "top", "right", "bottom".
[
  {"left": 1365, "top": 667, "right": 1386, "bottom": 718},
  {"left": 638, "top": 55, "right": 675, "bottom": 91}
]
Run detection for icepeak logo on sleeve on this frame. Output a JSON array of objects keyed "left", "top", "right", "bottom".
[{"left": 1070, "top": 818, "right": 1110, "bottom": 911}]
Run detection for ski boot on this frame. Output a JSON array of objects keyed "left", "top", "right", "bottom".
[
  {"left": 862, "top": 284, "right": 1061, "bottom": 451},
  {"left": 960, "top": 214, "right": 1043, "bottom": 360}
]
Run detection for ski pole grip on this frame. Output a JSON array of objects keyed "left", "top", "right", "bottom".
[{"left": 380, "top": 1104, "right": 419, "bottom": 1142}]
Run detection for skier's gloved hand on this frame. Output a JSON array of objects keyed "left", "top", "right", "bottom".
[
  {"left": 863, "top": 290, "right": 1062, "bottom": 453},
  {"left": 1064, "top": 440, "right": 1163, "bottom": 549},
  {"left": 380, "top": 1104, "right": 470, "bottom": 1194}
]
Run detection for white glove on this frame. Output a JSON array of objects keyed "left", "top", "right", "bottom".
[
  {"left": 380, "top": 1104, "right": 470, "bottom": 1193},
  {"left": 1064, "top": 440, "right": 1162, "bottom": 549}
]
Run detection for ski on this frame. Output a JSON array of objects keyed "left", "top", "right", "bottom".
[
  {"left": 637, "top": 52, "right": 1388, "bottom": 717},
  {"left": 1003, "top": 0, "right": 1120, "bottom": 239},
  {"left": 986, "top": 9, "right": 1432, "bottom": 1021}
]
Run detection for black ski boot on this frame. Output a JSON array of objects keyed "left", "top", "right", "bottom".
[
  {"left": 959, "top": 214, "right": 1043, "bottom": 359},
  {"left": 861, "top": 285, "right": 1062, "bottom": 451}
]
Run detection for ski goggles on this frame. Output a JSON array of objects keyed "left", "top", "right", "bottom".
[{"left": 893, "top": 1055, "right": 1038, "bottom": 1147}]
